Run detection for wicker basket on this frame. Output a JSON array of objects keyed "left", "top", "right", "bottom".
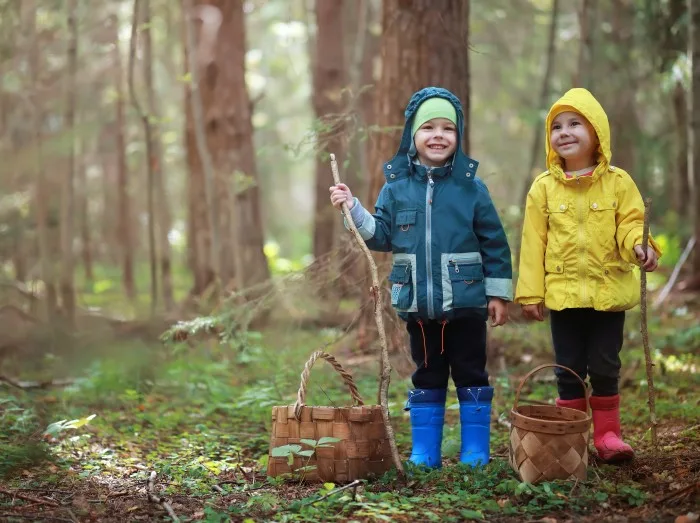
[
  {"left": 267, "top": 351, "right": 393, "bottom": 483},
  {"left": 509, "top": 364, "right": 592, "bottom": 484}
]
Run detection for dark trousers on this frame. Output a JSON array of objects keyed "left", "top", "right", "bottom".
[
  {"left": 550, "top": 308, "right": 625, "bottom": 399},
  {"left": 407, "top": 317, "right": 489, "bottom": 389}
]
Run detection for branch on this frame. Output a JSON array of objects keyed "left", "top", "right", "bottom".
[
  {"left": 302, "top": 479, "right": 362, "bottom": 506},
  {"left": 0, "top": 375, "right": 74, "bottom": 390},
  {"left": 640, "top": 197, "right": 658, "bottom": 448},
  {"left": 0, "top": 488, "right": 59, "bottom": 507},
  {"left": 330, "top": 154, "right": 404, "bottom": 478},
  {"left": 146, "top": 471, "right": 179, "bottom": 522},
  {"left": 653, "top": 235, "right": 696, "bottom": 308}
]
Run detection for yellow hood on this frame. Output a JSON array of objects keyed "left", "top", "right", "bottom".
[{"left": 545, "top": 88, "right": 611, "bottom": 181}]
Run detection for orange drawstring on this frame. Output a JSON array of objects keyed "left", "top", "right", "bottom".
[
  {"left": 417, "top": 319, "right": 428, "bottom": 367},
  {"left": 440, "top": 320, "right": 448, "bottom": 355}
]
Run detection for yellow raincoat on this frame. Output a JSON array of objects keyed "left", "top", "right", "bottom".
[{"left": 515, "top": 88, "right": 661, "bottom": 311}]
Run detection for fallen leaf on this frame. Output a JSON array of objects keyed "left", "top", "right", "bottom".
[{"left": 675, "top": 513, "right": 699, "bottom": 523}]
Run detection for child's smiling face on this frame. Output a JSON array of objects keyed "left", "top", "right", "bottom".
[
  {"left": 414, "top": 118, "right": 458, "bottom": 167},
  {"left": 550, "top": 111, "right": 598, "bottom": 170}
]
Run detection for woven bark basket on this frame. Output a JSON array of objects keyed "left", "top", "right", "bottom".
[
  {"left": 509, "top": 363, "right": 592, "bottom": 484},
  {"left": 267, "top": 351, "right": 393, "bottom": 483}
]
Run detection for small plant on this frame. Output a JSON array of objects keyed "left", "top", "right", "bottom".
[
  {"left": 271, "top": 436, "right": 341, "bottom": 481},
  {"left": 44, "top": 414, "right": 97, "bottom": 439}
]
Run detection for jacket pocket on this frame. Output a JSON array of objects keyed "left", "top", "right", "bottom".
[
  {"left": 393, "top": 209, "right": 417, "bottom": 248},
  {"left": 543, "top": 258, "right": 566, "bottom": 310},
  {"left": 599, "top": 261, "right": 638, "bottom": 311},
  {"left": 547, "top": 201, "right": 575, "bottom": 245},
  {"left": 589, "top": 197, "right": 617, "bottom": 249},
  {"left": 447, "top": 259, "right": 486, "bottom": 309},
  {"left": 388, "top": 262, "right": 413, "bottom": 311}
]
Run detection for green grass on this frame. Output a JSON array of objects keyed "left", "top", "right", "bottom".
[{"left": 1, "top": 272, "right": 698, "bottom": 521}]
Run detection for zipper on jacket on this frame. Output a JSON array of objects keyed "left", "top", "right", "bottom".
[
  {"left": 426, "top": 169, "right": 435, "bottom": 318},
  {"left": 576, "top": 178, "right": 587, "bottom": 304}
]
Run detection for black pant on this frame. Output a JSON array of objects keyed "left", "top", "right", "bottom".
[
  {"left": 407, "top": 317, "right": 489, "bottom": 389},
  {"left": 550, "top": 308, "right": 625, "bottom": 399}
]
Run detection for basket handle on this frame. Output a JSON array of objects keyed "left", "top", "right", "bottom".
[
  {"left": 513, "top": 363, "right": 589, "bottom": 412},
  {"left": 294, "top": 350, "right": 364, "bottom": 419}
]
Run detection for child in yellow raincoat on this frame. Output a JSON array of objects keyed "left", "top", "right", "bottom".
[{"left": 515, "top": 88, "right": 661, "bottom": 462}]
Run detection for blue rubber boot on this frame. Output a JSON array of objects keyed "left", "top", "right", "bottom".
[
  {"left": 457, "top": 386, "right": 494, "bottom": 466},
  {"left": 405, "top": 388, "right": 446, "bottom": 468}
]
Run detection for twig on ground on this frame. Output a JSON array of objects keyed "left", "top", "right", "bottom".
[
  {"left": 106, "top": 490, "right": 130, "bottom": 499},
  {"left": 640, "top": 198, "right": 659, "bottom": 448},
  {"left": 656, "top": 482, "right": 699, "bottom": 504},
  {"left": 0, "top": 375, "right": 75, "bottom": 390},
  {"left": 569, "top": 479, "right": 579, "bottom": 497},
  {"left": 302, "top": 480, "right": 363, "bottom": 506},
  {"left": 146, "top": 471, "right": 180, "bottom": 522},
  {"left": 330, "top": 153, "right": 405, "bottom": 479},
  {"left": 0, "top": 514, "right": 72, "bottom": 522},
  {"left": 64, "top": 508, "right": 78, "bottom": 523},
  {"left": 0, "top": 488, "right": 60, "bottom": 507}
]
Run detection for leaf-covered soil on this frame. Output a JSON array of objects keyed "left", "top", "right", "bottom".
[{"left": 1, "top": 306, "right": 698, "bottom": 522}]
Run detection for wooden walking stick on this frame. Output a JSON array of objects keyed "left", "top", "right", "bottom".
[
  {"left": 330, "top": 154, "right": 405, "bottom": 477},
  {"left": 640, "top": 197, "right": 659, "bottom": 448}
]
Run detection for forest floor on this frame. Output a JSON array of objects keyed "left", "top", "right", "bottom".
[{"left": 0, "top": 288, "right": 698, "bottom": 522}]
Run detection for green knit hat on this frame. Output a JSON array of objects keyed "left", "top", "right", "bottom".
[{"left": 411, "top": 97, "right": 457, "bottom": 136}]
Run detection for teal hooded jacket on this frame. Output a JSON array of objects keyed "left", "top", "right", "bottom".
[{"left": 349, "top": 87, "right": 513, "bottom": 321}]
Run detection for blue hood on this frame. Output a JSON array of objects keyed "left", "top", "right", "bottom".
[{"left": 382, "top": 86, "right": 479, "bottom": 182}]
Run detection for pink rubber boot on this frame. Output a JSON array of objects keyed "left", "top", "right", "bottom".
[{"left": 589, "top": 394, "right": 634, "bottom": 462}]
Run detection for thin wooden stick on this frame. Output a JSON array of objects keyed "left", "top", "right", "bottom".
[
  {"left": 330, "top": 153, "right": 404, "bottom": 478},
  {"left": 146, "top": 471, "right": 180, "bottom": 522},
  {"left": 640, "top": 197, "right": 658, "bottom": 448},
  {"left": 0, "top": 488, "right": 59, "bottom": 507}
]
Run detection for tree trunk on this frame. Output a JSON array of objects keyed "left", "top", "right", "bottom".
[
  {"left": 60, "top": 0, "right": 78, "bottom": 325},
  {"left": 367, "top": 0, "right": 470, "bottom": 205},
  {"left": 362, "top": 0, "right": 470, "bottom": 353},
  {"left": 183, "top": 0, "right": 220, "bottom": 293},
  {"left": 78, "top": 135, "right": 94, "bottom": 283},
  {"left": 143, "top": 0, "right": 175, "bottom": 311},
  {"left": 229, "top": 0, "right": 270, "bottom": 292},
  {"left": 608, "top": 0, "right": 637, "bottom": 178},
  {"left": 518, "top": 0, "right": 560, "bottom": 208},
  {"left": 574, "top": 0, "right": 596, "bottom": 89},
  {"left": 111, "top": 14, "right": 137, "bottom": 302},
  {"left": 312, "top": 0, "right": 347, "bottom": 261},
  {"left": 690, "top": 0, "right": 700, "bottom": 274},
  {"left": 129, "top": 0, "right": 159, "bottom": 314},
  {"left": 184, "top": 0, "right": 270, "bottom": 293},
  {"left": 673, "top": 80, "right": 690, "bottom": 219},
  {"left": 336, "top": 0, "right": 379, "bottom": 300}
]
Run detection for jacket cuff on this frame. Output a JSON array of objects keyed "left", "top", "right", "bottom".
[
  {"left": 515, "top": 297, "right": 543, "bottom": 305},
  {"left": 343, "top": 198, "right": 376, "bottom": 240},
  {"left": 485, "top": 278, "right": 513, "bottom": 301}
]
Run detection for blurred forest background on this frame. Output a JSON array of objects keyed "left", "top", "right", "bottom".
[
  {"left": 1, "top": 0, "right": 698, "bottom": 329},
  {"left": 0, "top": 1, "right": 699, "bottom": 522}
]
